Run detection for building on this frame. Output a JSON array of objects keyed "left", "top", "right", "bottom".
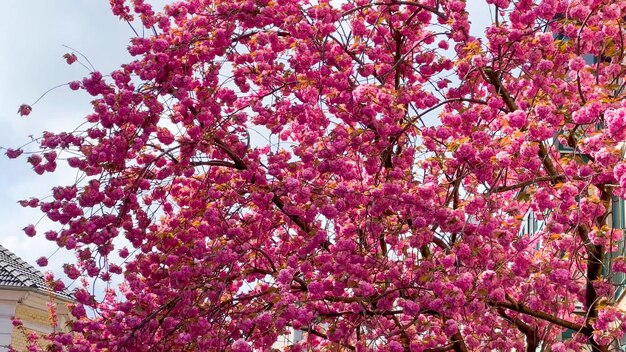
[{"left": 0, "top": 245, "right": 73, "bottom": 351}]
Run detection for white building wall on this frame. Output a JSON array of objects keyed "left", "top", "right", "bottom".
[{"left": 0, "top": 290, "right": 27, "bottom": 352}]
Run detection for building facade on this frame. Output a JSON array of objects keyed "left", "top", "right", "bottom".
[{"left": 0, "top": 245, "right": 73, "bottom": 351}]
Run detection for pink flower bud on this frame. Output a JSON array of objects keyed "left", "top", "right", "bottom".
[
  {"left": 17, "top": 104, "right": 32, "bottom": 117},
  {"left": 36, "top": 256, "right": 49, "bottom": 267},
  {"left": 69, "top": 81, "right": 81, "bottom": 90},
  {"left": 23, "top": 225, "right": 36, "bottom": 237},
  {"left": 63, "top": 53, "right": 78, "bottom": 65},
  {"left": 4, "top": 148, "right": 23, "bottom": 159}
]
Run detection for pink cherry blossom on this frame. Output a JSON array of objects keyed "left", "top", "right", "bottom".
[
  {"left": 8, "top": 0, "right": 626, "bottom": 351},
  {"left": 68, "top": 81, "right": 81, "bottom": 90},
  {"left": 22, "top": 225, "right": 36, "bottom": 237},
  {"left": 63, "top": 53, "right": 77, "bottom": 65},
  {"left": 606, "top": 108, "right": 626, "bottom": 140},
  {"left": 17, "top": 104, "right": 31, "bottom": 116},
  {"left": 35, "top": 256, "right": 48, "bottom": 267},
  {"left": 4, "top": 148, "right": 23, "bottom": 159}
]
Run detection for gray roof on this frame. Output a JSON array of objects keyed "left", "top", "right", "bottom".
[{"left": 0, "top": 244, "right": 73, "bottom": 301}]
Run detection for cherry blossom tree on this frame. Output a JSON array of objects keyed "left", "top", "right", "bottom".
[{"left": 8, "top": 0, "right": 626, "bottom": 350}]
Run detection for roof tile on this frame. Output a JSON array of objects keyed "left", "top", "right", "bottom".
[{"left": 0, "top": 245, "right": 73, "bottom": 300}]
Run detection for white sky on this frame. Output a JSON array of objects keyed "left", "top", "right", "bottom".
[{"left": 0, "top": 1, "right": 492, "bottom": 286}]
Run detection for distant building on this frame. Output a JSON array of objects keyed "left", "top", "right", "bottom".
[
  {"left": 0, "top": 245, "right": 73, "bottom": 351},
  {"left": 272, "top": 329, "right": 303, "bottom": 350}
]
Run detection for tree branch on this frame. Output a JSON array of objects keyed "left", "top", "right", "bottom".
[
  {"left": 488, "top": 298, "right": 589, "bottom": 334},
  {"left": 450, "top": 331, "right": 469, "bottom": 352},
  {"left": 482, "top": 67, "right": 563, "bottom": 183},
  {"left": 497, "top": 307, "right": 539, "bottom": 352},
  {"left": 190, "top": 160, "right": 241, "bottom": 169},
  {"left": 425, "top": 344, "right": 455, "bottom": 352},
  {"left": 491, "top": 174, "right": 566, "bottom": 193}
]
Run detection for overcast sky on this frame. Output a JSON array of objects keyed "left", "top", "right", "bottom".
[
  {"left": 0, "top": 2, "right": 146, "bottom": 283},
  {"left": 0, "top": 1, "right": 491, "bottom": 287}
]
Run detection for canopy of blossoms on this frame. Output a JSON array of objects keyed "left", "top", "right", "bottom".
[{"left": 7, "top": 0, "right": 626, "bottom": 351}]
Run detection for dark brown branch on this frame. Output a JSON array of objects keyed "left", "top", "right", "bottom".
[
  {"left": 341, "top": 1, "right": 448, "bottom": 22},
  {"left": 190, "top": 160, "right": 241, "bottom": 169},
  {"left": 317, "top": 309, "right": 403, "bottom": 318},
  {"left": 483, "top": 68, "right": 517, "bottom": 113},
  {"left": 425, "top": 344, "right": 455, "bottom": 352},
  {"left": 432, "top": 236, "right": 450, "bottom": 251},
  {"left": 232, "top": 30, "right": 289, "bottom": 43},
  {"left": 497, "top": 307, "right": 539, "bottom": 352},
  {"left": 537, "top": 143, "right": 562, "bottom": 182},
  {"left": 251, "top": 248, "right": 277, "bottom": 273},
  {"left": 488, "top": 298, "right": 589, "bottom": 334},
  {"left": 298, "top": 326, "right": 356, "bottom": 351},
  {"left": 482, "top": 67, "right": 563, "bottom": 183},
  {"left": 272, "top": 192, "right": 330, "bottom": 250},
  {"left": 271, "top": 194, "right": 307, "bottom": 231},
  {"left": 578, "top": 221, "right": 609, "bottom": 352},
  {"left": 392, "top": 315, "right": 411, "bottom": 350},
  {"left": 450, "top": 331, "right": 469, "bottom": 352},
  {"left": 491, "top": 174, "right": 566, "bottom": 193},
  {"left": 324, "top": 295, "right": 366, "bottom": 303},
  {"left": 208, "top": 134, "right": 324, "bottom": 250},
  {"left": 211, "top": 138, "right": 247, "bottom": 170}
]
